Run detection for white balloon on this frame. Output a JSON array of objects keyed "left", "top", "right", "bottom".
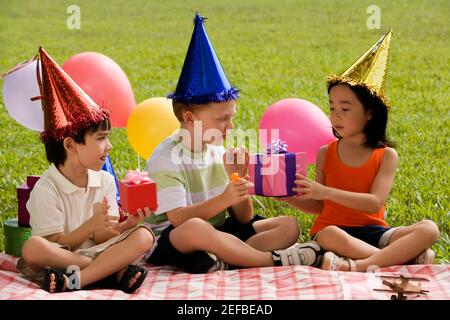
[{"left": 2, "top": 60, "right": 44, "bottom": 131}]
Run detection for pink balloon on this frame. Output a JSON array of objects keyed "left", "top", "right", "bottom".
[
  {"left": 62, "top": 52, "right": 135, "bottom": 128},
  {"left": 259, "top": 98, "right": 336, "bottom": 165}
]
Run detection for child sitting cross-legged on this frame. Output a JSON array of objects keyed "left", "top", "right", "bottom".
[
  {"left": 16, "top": 48, "right": 155, "bottom": 293},
  {"left": 144, "top": 13, "right": 322, "bottom": 273}
]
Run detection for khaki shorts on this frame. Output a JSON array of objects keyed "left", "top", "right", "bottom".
[{"left": 17, "top": 225, "right": 155, "bottom": 284}]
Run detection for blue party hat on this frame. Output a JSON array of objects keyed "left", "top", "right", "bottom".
[
  {"left": 101, "top": 155, "right": 120, "bottom": 204},
  {"left": 168, "top": 12, "right": 239, "bottom": 104}
]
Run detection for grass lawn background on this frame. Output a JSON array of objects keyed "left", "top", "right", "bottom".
[{"left": 0, "top": 0, "right": 448, "bottom": 262}]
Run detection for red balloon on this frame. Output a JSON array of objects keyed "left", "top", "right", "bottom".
[{"left": 62, "top": 52, "right": 135, "bottom": 128}]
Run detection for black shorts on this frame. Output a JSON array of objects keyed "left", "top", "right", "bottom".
[
  {"left": 146, "top": 214, "right": 265, "bottom": 273},
  {"left": 313, "top": 225, "right": 395, "bottom": 248}
]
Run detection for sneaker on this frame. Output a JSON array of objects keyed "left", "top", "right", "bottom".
[
  {"left": 272, "top": 241, "right": 322, "bottom": 266},
  {"left": 411, "top": 248, "right": 435, "bottom": 265},
  {"left": 185, "top": 250, "right": 230, "bottom": 273},
  {"left": 206, "top": 252, "right": 230, "bottom": 273}
]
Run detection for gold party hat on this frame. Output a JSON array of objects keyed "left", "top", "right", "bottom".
[{"left": 328, "top": 29, "right": 393, "bottom": 108}]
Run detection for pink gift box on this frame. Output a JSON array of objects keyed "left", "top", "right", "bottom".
[{"left": 248, "top": 152, "right": 307, "bottom": 197}]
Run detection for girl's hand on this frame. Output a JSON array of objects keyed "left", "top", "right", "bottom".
[
  {"left": 293, "top": 174, "right": 329, "bottom": 200},
  {"left": 123, "top": 207, "right": 153, "bottom": 229},
  {"left": 89, "top": 197, "right": 120, "bottom": 235}
]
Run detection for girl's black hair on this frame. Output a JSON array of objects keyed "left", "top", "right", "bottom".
[
  {"left": 328, "top": 81, "right": 395, "bottom": 149},
  {"left": 44, "top": 118, "right": 111, "bottom": 167}
]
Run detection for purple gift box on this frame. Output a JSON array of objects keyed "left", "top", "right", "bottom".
[
  {"left": 248, "top": 140, "right": 307, "bottom": 197},
  {"left": 27, "top": 175, "right": 40, "bottom": 189},
  {"left": 17, "top": 183, "right": 31, "bottom": 227},
  {"left": 16, "top": 176, "right": 40, "bottom": 227},
  {"left": 17, "top": 183, "right": 31, "bottom": 200}
]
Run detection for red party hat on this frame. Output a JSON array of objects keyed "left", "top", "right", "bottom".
[{"left": 36, "top": 47, "right": 110, "bottom": 142}]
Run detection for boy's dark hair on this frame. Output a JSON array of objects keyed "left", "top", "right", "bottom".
[
  {"left": 327, "top": 81, "right": 395, "bottom": 149},
  {"left": 172, "top": 101, "right": 209, "bottom": 122},
  {"left": 44, "top": 118, "right": 111, "bottom": 167}
]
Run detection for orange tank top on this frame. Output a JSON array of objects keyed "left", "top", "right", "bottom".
[{"left": 310, "top": 140, "right": 388, "bottom": 236}]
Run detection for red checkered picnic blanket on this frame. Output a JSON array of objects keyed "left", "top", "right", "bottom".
[{"left": 1, "top": 253, "right": 449, "bottom": 300}]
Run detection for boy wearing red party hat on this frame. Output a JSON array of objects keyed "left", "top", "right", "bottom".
[
  {"left": 15, "top": 47, "right": 155, "bottom": 293},
  {"left": 144, "top": 13, "right": 322, "bottom": 273}
]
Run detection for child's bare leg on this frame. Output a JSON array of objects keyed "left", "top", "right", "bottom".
[
  {"left": 388, "top": 220, "right": 439, "bottom": 244},
  {"left": 169, "top": 218, "right": 275, "bottom": 267},
  {"left": 21, "top": 236, "right": 92, "bottom": 272},
  {"left": 316, "top": 226, "right": 380, "bottom": 259},
  {"left": 245, "top": 216, "right": 299, "bottom": 251},
  {"left": 77, "top": 228, "right": 154, "bottom": 289},
  {"left": 354, "top": 220, "right": 440, "bottom": 272},
  {"left": 315, "top": 226, "right": 380, "bottom": 260}
]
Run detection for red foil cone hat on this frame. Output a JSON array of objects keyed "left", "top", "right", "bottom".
[{"left": 36, "top": 47, "right": 110, "bottom": 142}]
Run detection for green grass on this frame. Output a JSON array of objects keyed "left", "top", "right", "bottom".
[{"left": 0, "top": 0, "right": 449, "bottom": 262}]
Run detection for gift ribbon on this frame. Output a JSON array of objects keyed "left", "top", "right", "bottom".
[
  {"left": 123, "top": 170, "right": 151, "bottom": 185},
  {"left": 266, "top": 139, "right": 288, "bottom": 154},
  {"left": 254, "top": 155, "right": 263, "bottom": 196},
  {"left": 285, "top": 153, "right": 296, "bottom": 197}
]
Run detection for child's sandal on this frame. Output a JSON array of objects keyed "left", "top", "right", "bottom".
[
  {"left": 347, "top": 258, "right": 357, "bottom": 272},
  {"left": 42, "top": 267, "right": 79, "bottom": 293},
  {"left": 321, "top": 251, "right": 356, "bottom": 272},
  {"left": 118, "top": 265, "right": 148, "bottom": 294},
  {"left": 88, "top": 265, "right": 148, "bottom": 293}
]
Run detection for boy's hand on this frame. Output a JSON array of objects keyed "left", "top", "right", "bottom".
[
  {"left": 223, "top": 146, "right": 249, "bottom": 178},
  {"left": 293, "top": 174, "right": 328, "bottom": 200},
  {"left": 221, "top": 178, "right": 253, "bottom": 207},
  {"left": 123, "top": 207, "right": 153, "bottom": 229},
  {"left": 89, "top": 197, "right": 120, "bottom": 235}
]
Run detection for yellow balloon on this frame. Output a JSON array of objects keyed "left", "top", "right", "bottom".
[{"left": 127, "top": 97, "right": 179, "bottom": 159}]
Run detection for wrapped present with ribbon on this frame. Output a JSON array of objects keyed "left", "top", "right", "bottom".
[
  {"left": 118, "top": 169, "right": 158, "bottom": 215},
  {"left": 26, "top": 175, "right": 40, "bottom": 189},
  {"left": 17, "top": 175, "right": 40, "bottom": 227},
  {"left": 17, "top": 183, "right": 32, "bottom": 227},
  {"left": 248, "top": 140, "right": 307, "bottom": 197}
]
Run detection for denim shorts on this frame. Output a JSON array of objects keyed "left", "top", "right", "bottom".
[{"left": 313, "top": 225, "right": 398, "bottom": 249}]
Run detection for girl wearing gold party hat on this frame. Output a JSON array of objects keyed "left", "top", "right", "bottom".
[{"left": 282, "top": 30, "right": 440, "bottom": 271}]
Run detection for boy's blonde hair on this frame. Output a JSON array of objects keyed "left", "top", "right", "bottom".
[{"left": 172, "top": 101, "right": 209, "bottom": 122}]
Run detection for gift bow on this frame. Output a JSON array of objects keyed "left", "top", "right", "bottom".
[
  {"left": 266, "top": 139, "right": 288, "bottom": 154},
  {"left": 123, "top": 170, "right": 151, "bottom": 185}
]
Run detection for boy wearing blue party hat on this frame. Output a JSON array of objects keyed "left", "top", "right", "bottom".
[{"left": 144, "top": 13, "right": 322, "bottom": 272}]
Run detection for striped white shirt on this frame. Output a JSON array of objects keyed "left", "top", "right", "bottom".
[{"left": 144, "top": 132, "right": 229, "bottom": 237}]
